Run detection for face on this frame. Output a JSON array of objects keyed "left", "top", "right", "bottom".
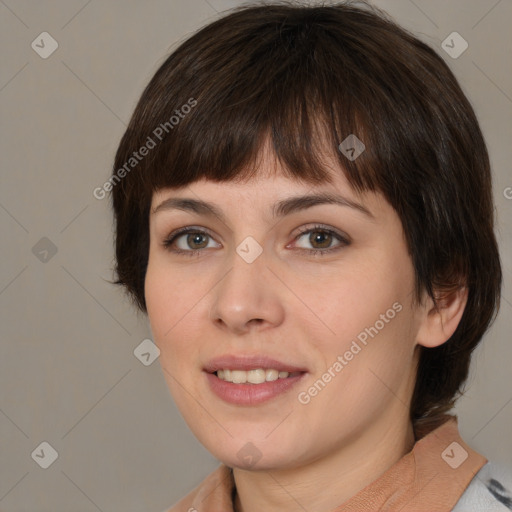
[{"left": 145, "top": 148, "right": 425, "bottom": 471}]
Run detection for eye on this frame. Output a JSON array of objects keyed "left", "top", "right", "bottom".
[
  {"left": 291, "top": 224, "right": 350, "bottom": 256},
  {"left": 163, "top": 227, "right": 220, "bottom": 257}
]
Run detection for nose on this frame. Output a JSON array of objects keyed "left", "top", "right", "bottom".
[{"left": 208, "top": 245, "right": 285, "bottom": 335}]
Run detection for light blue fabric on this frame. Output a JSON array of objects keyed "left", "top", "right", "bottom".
[{"left": 452, "top": 461, "right": 512, "bottom": 511}]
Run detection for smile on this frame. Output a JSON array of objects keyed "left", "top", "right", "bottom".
[
  {"left": 203, "top": 354, "right": 308, "bottom": 405},
  {"left": 216, "top": 369, "right": 302, "bottom": 384}
]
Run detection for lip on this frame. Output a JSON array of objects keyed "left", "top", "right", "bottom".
[
  {"left": 203, "top": 354, "right": 308, "bottom": 406},
  {"left": 204, "top": 371, "right": 307, "bottom": 405},
  {"left": 203, "top": 355, "right": 308, "bottom": 373}
]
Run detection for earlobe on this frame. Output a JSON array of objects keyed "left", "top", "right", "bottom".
[{"left": 416, "top": 286, "right": 468, "bottom": 349}]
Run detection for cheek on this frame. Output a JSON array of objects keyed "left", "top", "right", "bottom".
[
  {"left": 144, "top": 256, "right": 201, "bottom": 357},
  {"left": 145, "top": 260, "right": 205, "bottom": 406},
  {"left": 145, "top": 260, "right": 173, "bottom": 343},
  {"left": 310, "top": 262, "right": 411, "bottom": 344},
  {"left": 304, "top": 250, "right": 417, "bottom": 393}
]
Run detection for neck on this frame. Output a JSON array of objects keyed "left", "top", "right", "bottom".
[{"left": 232, "top": 410, "right": 416, "bottom": 512}]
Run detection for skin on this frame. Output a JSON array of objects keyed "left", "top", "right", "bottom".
[{"left": 145, "top": 142, "right": 467, "bottom": 512}]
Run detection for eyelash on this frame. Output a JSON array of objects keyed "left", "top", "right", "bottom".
[{"left": 162, "top": 224, "right": 350, "bottom": 258}]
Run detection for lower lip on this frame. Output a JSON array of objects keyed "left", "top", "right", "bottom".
[{"left": 204, "top": 371, "right": 307, "bottom": 405}]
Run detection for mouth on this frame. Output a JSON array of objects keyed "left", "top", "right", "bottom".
[{"left": 203, "top": 355, "right": 308, "bottom": 405}]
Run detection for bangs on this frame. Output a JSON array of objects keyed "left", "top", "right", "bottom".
[
  {"left": 113, "top": 4, "right": 423, "bottom": 206},
  {"left": 150, "top": 77, "right": 370, "bottom": 192}
]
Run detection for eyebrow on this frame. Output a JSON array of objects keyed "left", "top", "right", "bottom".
[{"left": 152, "top": 192, "right": 374, "bottom": 221}]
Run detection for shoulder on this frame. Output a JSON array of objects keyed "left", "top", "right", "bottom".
[{"left": 452, "top": 461, "right": 512, "bottom": 511}]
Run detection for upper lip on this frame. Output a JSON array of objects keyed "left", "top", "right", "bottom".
[{"left": 203, "top": 355, "right": 308, "bottom": 373}]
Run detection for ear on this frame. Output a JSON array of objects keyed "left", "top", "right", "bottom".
[{"left": 416, "top": 286, "right": 468, "bottom": 348}]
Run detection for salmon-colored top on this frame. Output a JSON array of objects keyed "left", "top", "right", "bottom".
[{"left": 166, "top": 415, "right": 487, "bottom": 512}]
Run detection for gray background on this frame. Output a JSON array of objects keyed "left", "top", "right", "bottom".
[{"left": 0, "top": 0, "right": 511, "bottom": 511}]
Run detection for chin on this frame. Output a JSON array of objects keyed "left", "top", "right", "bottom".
[{"left": 195, "top": 431, "right": 308, "bottom": 472}]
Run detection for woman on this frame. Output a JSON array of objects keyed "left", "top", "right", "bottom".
[{"left": 110, "top": 1, "right": 511, "bottom": 510}]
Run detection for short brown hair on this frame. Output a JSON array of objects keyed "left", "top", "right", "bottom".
[{"left": 110, "top": 0, "right": 502, "bottom": 432}]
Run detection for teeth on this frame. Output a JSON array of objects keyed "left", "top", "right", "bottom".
[
  {"left": 266, "top": 369, "right": 278, "bottom": 381},
  {"left": 231, "top": 370, "right": 247, "bottom": 384},
  {"left": 247, "top": 369, "right": 266, "bottom": 384},
  {"left": 216, "top": 368, "right": 291, "bottom": 384}
]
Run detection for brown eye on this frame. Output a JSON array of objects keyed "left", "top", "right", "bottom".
[
  {"left": 293, "top": 225, "right": 350, "bottom": 256},
  {"left": 308, "top": 230, "right": 334, "bottom": 249},
  {"left": 184, "top": 232, "right": 209, "bottom": 250},
  {"left": 163, "top": 228, "right": 220, "bottom": 256}
]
